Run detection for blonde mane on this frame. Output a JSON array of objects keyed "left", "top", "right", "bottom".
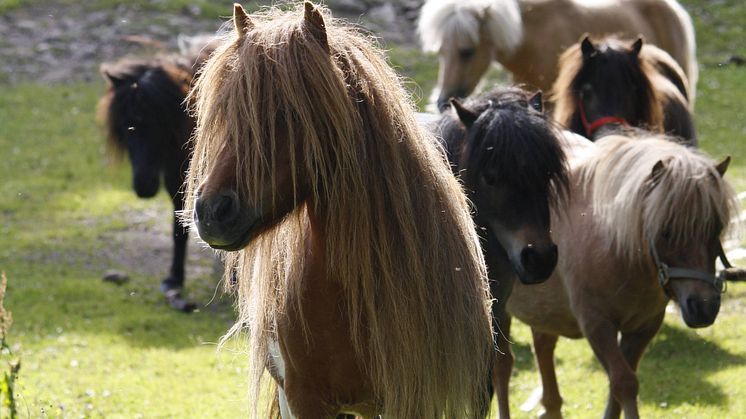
[
  {"left": 418, "top": 0, "right": 523, "bottom": 56},
  {"left": 185, "top": 3, "right": 492, "bottom": 417},
  {"left": 579, "top": 135, "right": 738, "bottom": 262}
]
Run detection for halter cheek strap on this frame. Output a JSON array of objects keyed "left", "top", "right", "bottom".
[
  {"left": 577, "top": 99, "right": 629, "bottom": 138},
  {"left": 649, "top": 238, "right": 727, "bottom": 294}
]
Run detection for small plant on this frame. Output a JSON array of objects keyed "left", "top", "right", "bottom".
[{"left": 0, "top": 273, "right": 20, "bottom": 419}]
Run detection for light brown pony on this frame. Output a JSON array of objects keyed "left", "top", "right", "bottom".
[
  {"left": 503, "top": 135, "right": 737, "bottom": 419},
  {"left": 551, "top": 36, "right": 696, "bottom": 145},
  {"left": 418, "top": 0, "right": 697, "bottom": 111},
  {"left": 184, "top": 3, "right": 493, "bottom": 418}
]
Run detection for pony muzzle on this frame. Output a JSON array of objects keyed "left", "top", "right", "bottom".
[
  {"left": 516, "top": 243, "right": 558, "bottom": 284},
  {"left": 193, "top": 189, "right": 256, "bottom": 251},
  {"left": 133, "top": 172, "right": 160, "bottom": 198}
]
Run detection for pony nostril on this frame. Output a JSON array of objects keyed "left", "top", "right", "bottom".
[
  {"left": 685, "top": 297, "right": 700, "bottom": 316},
  {"left": 213, "top": 192, "right": 240, "bottom": 223},
  {"left": 521, "top": 244, "right": 559, "bottom": 279}
]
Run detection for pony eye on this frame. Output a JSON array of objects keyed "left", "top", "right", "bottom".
[
  {"left": 459, "top": 49, "right": 475, "bottom": 61},
  {"left": 661, "top": 230, "right": 672, "bottom": 241}
]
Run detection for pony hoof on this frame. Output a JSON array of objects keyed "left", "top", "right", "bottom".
[
  {"left": 161, "top": 283, "right": 198, "bottom": 313},
  {"left": 102, "top": 270, "right": 129, "bottom": 285}
]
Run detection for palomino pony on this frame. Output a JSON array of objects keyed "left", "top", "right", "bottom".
[
  {"left": 436, "top": 86, "right": 568, "bottom": 417},
  {"left": 418, "top": 0, "right": 697, "bottom": 111},
  {"left": 505, "top": 135, "right": 736, "bottom": 419},
  {"left": 185, "top": 3, "right": 493, "bottom": 417},
  {"left": 551, "top": 36, "right": 696, "bottom": 145}
]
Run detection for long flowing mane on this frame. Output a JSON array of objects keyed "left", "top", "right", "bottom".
[
  {"left": 418, "top": 0, "right": 523, "bottom": 55},
  {"left": 185, "top": 4, "right": 492, "bottom": 417},
  {"left": 579, "top": 135, "right": 737, "bottom": 262},
  {"left": 551, "top": 37, "right": 664, "bottom": 133},
  {"left": 97, "top": 57, "right": 193, "bottom": 159}
]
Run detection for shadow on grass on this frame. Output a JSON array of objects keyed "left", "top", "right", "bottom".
[
  {"left": 637, "top": 323, "right": 745, "bottom": 408},
  {"left": 6, "top": 258, "right": 235, "bottom": 351}
]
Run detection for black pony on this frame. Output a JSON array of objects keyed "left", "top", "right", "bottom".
[
  {"left": 552, "top": 36, "right": 696, "bottom": 146},
  {"left": 436, "top": 86, "right": 569, "bottom": 417},
  {"left": 98, "top": 56, "right": 197, "bottom": 311}
]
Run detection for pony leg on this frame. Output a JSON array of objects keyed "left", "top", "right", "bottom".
[
  {"left": 531, "top": 329, "right": 562, "bottom": 419},
  {"left": 582, "top": 321, "right": 639, "bottom": 419},
  {"left": 494, "top": 310, "right": 514, "bottom": 419},
  {"left": 602, "top": 314, "right": 664, "bottom": 419}
]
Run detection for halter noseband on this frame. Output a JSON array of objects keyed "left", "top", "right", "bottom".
[
  {"left": 648, "top": 238, "right": 730, "bottom": 294},
  {"left": 577, "top": 99, "right": 629, "bottom": 138}
]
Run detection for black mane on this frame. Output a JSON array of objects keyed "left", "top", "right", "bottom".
[
  {"left": 438, "top": 86, "right": 569, "bottom": 204},
  {"left": 100, "top": 57, "right": 193, "bottom": 155}
]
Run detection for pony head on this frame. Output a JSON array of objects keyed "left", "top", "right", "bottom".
[
  {"left": 98, "top": 59, "right": 192, "bottom": 198},
  {"left": 445, "top": 87, "right": 568, "bottom": 284},
  {"left": 552, "top": 36, "right": 663, "bottom": 139},
  {"left": 418, "top": 0, "right": 523, "bottom": 112},
  {"left": 583, "top": 135, "right": 738, "bottom": 327}
]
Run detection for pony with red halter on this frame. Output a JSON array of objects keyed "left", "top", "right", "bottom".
[
  {"left": 551, "top": 36, "right": 696, "bottom": 146},
  {"left": 184, "top": 3, "right": 493, "bottom": 417},
  {"left": 417, "top": 0, "right": 697, "bottom": 112}
]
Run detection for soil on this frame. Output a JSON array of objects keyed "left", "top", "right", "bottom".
[{"left": 0, "top": 0, "right": 423, "bottom": 84}]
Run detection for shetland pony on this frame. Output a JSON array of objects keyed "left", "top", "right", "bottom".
[
  {"left": 551, "top": 36, "right": 696, "bottom": 145},
  {"left": 504, "top": 135, "right": 736, "bottom": 419},
  {"left": 436, "top": 86, "right": 569, "bottom": 418},
  {"left": 418, "top": 0, "right": 697, "bottom": 112},
  {"left": 98, "top": 56, "right": 197, "bottom": 311},
  {"left": 185, "top": 3, "right": 493, "bottom": 417}
]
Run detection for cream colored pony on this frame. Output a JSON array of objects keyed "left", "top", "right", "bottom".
[
  {"left": 504, "top": 134, "right": 737, "bottom": 419},
  {"left": 418, "top": 0, "right": 697, "bottom": 111}
]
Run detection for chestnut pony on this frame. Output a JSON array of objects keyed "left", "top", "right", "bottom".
[
  {"left": 185, "top": 3, "right": 492, "bottom": 418},
  {"left": 418, "top": 0, "right": 697, "bottom": 112},
  {"left": 506, "top": 135, "right": 736, "bottom": 419},
  {"left": 435, "top": 86, "right": 568, "bottom": 418},
  {"left": 551, "top": 36, "right": 696, "bottom": 145}
]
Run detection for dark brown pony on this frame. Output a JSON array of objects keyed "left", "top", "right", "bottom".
[
  {"left": 435, "top": 86, "right": 568, "bottom": 417},
  {"left": 98, "top": 55, "right": 198, "bottom": 311},
  {"left": 185, "top": 3, "right": 493, "bottom": 417},
  {"left": 506, "top": 134, "right": 737, "bottom": 419},
  {"left": 551, "top": 36, "right": 696, "bottom": 146}
]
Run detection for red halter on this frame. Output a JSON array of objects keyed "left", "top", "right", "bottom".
[{"left": 577, "top": 99, "right": 629, "bottom": 138}]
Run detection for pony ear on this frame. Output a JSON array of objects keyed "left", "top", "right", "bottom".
[
  {"left": 234, "top": 3, "right": 254, "bottom": 38},
  {"left": 631, "top": 36, "right": 644, "bottom": 56},
  {"left": 304, "top": 1, "right": 329, "bottom": 52},
  {"left": 100, "top": 66, "right": 127, "bottom": 88},
  {"left": 529, "top": 91, "right": 543, "bottom": 113},
  {"left": 450, "top": 98, "right": 479, "bottom": 128},
  {"left": 580, "top": 35, "right": 596, "bottom": 59},
  {"left": 715, "top": 156, "right": 731, "bottom": 177},
  {"left": 651, "top": 159, "right": 667, "bottom": 181}
]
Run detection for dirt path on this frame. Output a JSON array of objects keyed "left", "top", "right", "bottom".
[{"left": 0, "top": 1, "right": 422, "bottom": 84}]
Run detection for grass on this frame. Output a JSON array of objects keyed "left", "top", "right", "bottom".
[{"left": 0, "top": 0, "right": 744, "bottom": 417}]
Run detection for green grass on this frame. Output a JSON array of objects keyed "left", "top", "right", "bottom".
[
  {"left": 0, "top": 83, "right": 250, "bottom": 417},
  {"left": 0, "top": 0, "right": 744, "bottom": 417}
]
